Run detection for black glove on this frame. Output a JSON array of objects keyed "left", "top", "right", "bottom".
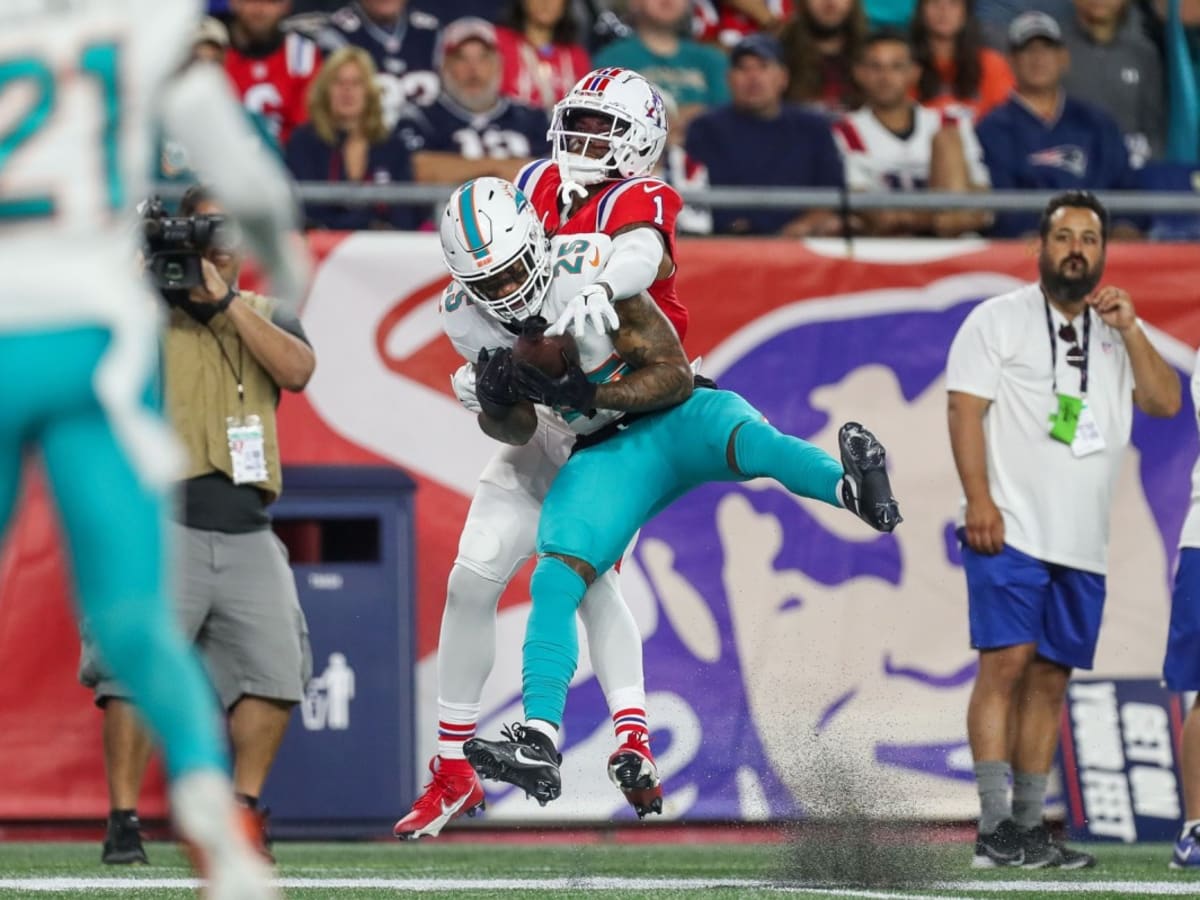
[
  {"left": 476, "top": 347, "right": 521, "bottom": 419},
  {"left": 838, "top": 422, "right": 902, "bottom": 533},
  {"left": 514, "top": 360, "right": 597, "bottom": 416}
]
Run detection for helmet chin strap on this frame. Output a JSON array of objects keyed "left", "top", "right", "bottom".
[{"left": 558, "top": 178, "right": 589, "bottom": 205}]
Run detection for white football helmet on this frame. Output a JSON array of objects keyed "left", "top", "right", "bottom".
[
  {"left": 440, "top": 177, "right": 551, "bottom": 324},
  {"left": 549, "top": 68, "right": 669, "bottom": 189}
]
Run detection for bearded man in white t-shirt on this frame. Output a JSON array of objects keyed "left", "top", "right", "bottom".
[{"left": 946, "top": 190, "right": 1181, "bottom": 871}]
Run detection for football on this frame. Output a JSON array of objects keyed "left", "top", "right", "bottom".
[{"left": 513, "top": 324, "right": 580, "bottom": 379}]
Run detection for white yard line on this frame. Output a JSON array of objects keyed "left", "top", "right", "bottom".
[{"left": 0, "top": 875, "right": 1195, "bottom": 895}]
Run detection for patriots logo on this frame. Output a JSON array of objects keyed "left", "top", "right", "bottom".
[
  {"left": 645, "top": 90, "right": 665, "bottom": 126},
  {"left": 1029, "top": 145, "right": 1088, "bottom": 178}
]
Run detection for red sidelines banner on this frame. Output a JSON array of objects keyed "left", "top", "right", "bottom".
[{"left": 1, "top": 236, "right": 1197, "bottom": 822}]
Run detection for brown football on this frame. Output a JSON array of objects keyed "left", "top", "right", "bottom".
[{"left": 513, "top": 326, "right": 580, "bottom": 378}]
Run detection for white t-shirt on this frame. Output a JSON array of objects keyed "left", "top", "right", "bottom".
[
  {"left": 945, "top": 283, "right": 1136, "bottom": 574},
  {"left": 832, "top": 104, "right": 990, "bottom": 192},
  {"left": 1178, "top": 357, "right": 1200, "bottom": 549}
]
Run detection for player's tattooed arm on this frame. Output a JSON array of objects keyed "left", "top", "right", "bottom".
[
  {"left": 477, "top": 401, "right": 537, "bottom": 445},
  {"left": 595, "top": 292, "right": 693, "bottom": 412}
]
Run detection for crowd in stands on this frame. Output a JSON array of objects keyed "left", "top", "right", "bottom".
[{"left": 197, "top": 0, "right": 1200, "bottom": 238}]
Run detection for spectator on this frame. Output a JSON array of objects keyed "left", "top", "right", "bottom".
[
  {"left": 692, "top": 0, "right": 794, "bottom": 48},
  {"left": 82, "top": 185, "right": 317, "bottom": 866},
  {"left": 974, "top": 0, "right": 1074, "bottom": 50},
  {"left": 396, "top": 18, "right": 550, "bottom": 184},
  {"left": 1061, "top": 0, "right": 1167, "bottom": 166},
  {"left": 975, "top": 12, "right": 1142, "bottom": 237},
  {"left": 224, "top": 0, "right": 321, "bottom": 145},
  {"left": 833, "top": 30, "right": 991, "bottom": 235},
  {"left": 496, "top": 0, "right": 592, "bottom": 111},
  {"left": 160, "top": 17, "right": 280, "bottom": 192},
  {"left": 911, "top": 0, "right": 1015, "bottom": 120},
  {"left": 594, "top": 0, "right": 730, "bottom": 131},
  {"left": 686, "top": 33, "right": 845, "bottom": 235},
  {"left": 946, "top": 189, "right": 1179, "bottom": 872},
  {"left": 291, "top": 0, "right": 441, "bottom": 125},
  {"left": 286, "top": 46, "right": 423, "bottom": 229},
  {"left": 779, "top": 0, "right": 868, "bottom": 114}
]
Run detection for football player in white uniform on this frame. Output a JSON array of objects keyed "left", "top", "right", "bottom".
[
  {"left": 391, "top": 175, "right": 666, "bottom": 840},
  {"left": 0, "top": 3, "right": 306, "bottom": 897}
]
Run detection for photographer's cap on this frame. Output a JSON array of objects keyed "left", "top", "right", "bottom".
[
  {"left": 195, "top": 16, "right": 230, "bottom": 50},
  {"left": 1008, "top": 12, "right": 1063, "bottom": 50}
]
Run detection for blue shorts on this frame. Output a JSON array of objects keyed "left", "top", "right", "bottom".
[
  {"left": 1165, "top": 548, "right": 1200, "bottom": 690},
  {"left": 962, "top": 540, "right": 1106, "bottom": 670},
  {"left": 537, "top": 388, "right": 762, "bottom": 573}
]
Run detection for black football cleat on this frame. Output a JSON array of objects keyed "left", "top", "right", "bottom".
[
  {"left": 101, "top": 812, "right": 149, "bottom": 865},
  {"left": 464, "top": 723, "right": 562, "bottom": 806},
  {"left": 839, "top": 422, "right": 902, "bottom": 533}
]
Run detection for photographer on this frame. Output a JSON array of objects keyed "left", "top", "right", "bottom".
[{"left": 81, "top": 186, "right": 316, "bottom": 865}]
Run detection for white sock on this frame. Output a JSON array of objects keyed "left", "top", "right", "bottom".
[
  {"left": 436, "top": 698, "right": 480, "bottom": 760},
  {"left": 526, "top": 718, "right": 559, "bottom": 749}
]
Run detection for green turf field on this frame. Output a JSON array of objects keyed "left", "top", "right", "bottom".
[{"left": 0, "top": 839, "right": 1197, "bottom": 898}]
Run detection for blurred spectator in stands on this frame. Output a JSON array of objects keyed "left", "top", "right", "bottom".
[
  {"left": 285, "top": 46, "right": 423, "bottom": 229},
  {"left": 160, "top": 18, "right": 281, "bottom": 192},
  {"left": 396, "top": 18, "right": 550, "bottom": 185},
  {"left": 594, "top": 0, "right": 729, "bottom": 132},
  {"left": 1062, "top": 0, "right": 1166, "bottom": 167},
  {"left": 974, "top": 0, "right": 1074, "bottom": 50},
  {"left": 834, "top": 30, "right": 992, "bottom": 235},
  {"left": 1139, "top": 160, "right": 1200, "bottom": 238},
  {"left": 693, "top": 0, "right": 793, "bottom": 49},
  {"left": 497, "top": 0, "right": 593, "bottom": 111},
  {"left": 686, "top": 33, "right": 845, "bottom": 235},
  {"left": 289, "top": 1, "right": 441, "bottom": 127},
  {"left": 975, "top": 12, "right": 1142, "bottom": 237},
  {"left": 654, "top": 90, "right": 715, "bottom": 233},
  {"left": 412, "top": 0, "right": 508, "bottom": 19},
  {"left": 779, "top": 0, "right": 868, "bottom": 113},
  {"left": 225, "top": 0, "right": 321, "bottom": 145},
  {"left": 911, "top": 0, "right": 1015, "bottom": 119}
]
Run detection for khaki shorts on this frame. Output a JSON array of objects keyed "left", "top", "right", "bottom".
[{"left": 80, "top": 523, "right": 312, "bottom": 709}]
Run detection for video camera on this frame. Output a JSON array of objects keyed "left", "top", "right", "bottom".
[{"left": 141, "top": 197, "right": 234, "bottom": 290}]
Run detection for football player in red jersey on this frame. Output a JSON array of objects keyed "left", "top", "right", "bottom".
[
  {"left": 224, "top": 0, "right": 321, "bottom": 145},
  {"left": 517, "top": 68, "right": 688, "bottom": 342}
]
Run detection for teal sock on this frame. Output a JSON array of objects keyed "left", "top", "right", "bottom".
[
  {"left": 732, "top": 418, "right": 844, "bottom": 506},
  {"left": 522, "top": 557, "right": 588, "bottom": 726}
]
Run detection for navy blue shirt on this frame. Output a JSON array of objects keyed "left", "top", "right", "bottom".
[
  {"left": 302, "top": 3, "right": 441, "bottom": 124},
  {"left": 395, "top": 94, "right": 550, "bottom": 161},
  {"left": 284, "top": 124, "right": 423, "bottom": 230},
  {"left": 975, "top": 93, "right": 1140, "bottom": 237},
  {"left": 685, "top": 103, "right": 844, "bottom": 235}
]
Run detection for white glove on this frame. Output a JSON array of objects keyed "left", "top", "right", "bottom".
[
  {"left": 450, "top": 362, "right": 481, "bottom": 413},
  {"left": 546, "top": 283, "right": 620, "bottom": 338}
]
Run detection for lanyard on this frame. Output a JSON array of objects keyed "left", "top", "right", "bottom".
[
  {"left": 1044, "top": 299, "right": 1090, "bottom": 396},
  {"left": 205, "top": 324, "right": 245, "bottom": 404}
]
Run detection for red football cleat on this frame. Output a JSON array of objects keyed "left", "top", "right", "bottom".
[
  {"left": 394, "top": 756, "right": 486, "bottom": 840},
  {"left": 607, "top": 732, "right": 663, "bottom": 819}
]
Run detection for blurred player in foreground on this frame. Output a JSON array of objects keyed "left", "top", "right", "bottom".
[
  {"left": 0, "top": 2, "right": 307, "bottom": 897},
  {"left": 434, "top": 178, "right": 902, "bottom": 806}
]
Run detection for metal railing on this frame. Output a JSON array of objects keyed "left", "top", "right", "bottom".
[{"left": 236, "top": 182, "right": 1200, "bottom": 215}]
